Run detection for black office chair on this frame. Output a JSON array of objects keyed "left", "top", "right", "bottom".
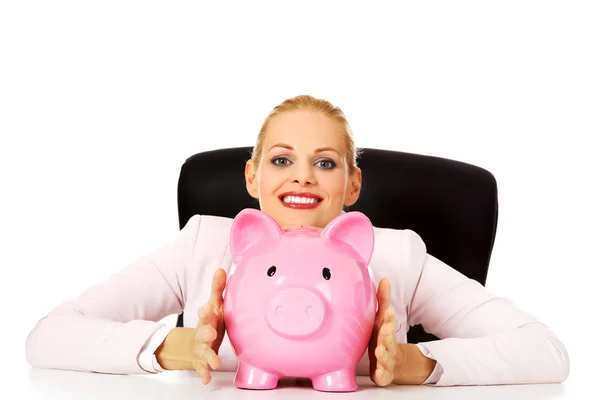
[{"left": 175, "top": 146, "right": 499, "bottom": 344}]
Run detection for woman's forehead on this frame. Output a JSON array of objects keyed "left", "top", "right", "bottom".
[{"left": 264, "top": 112, "right": 346, "bottom": 152}]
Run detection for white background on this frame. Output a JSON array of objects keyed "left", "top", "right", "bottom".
[{"left": 1, "top": 1, "right": 598, "bottom": 397}]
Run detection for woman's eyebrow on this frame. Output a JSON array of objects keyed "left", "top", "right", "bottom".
[
  {"left": 314, "top": 147, "right": 341, "bottom": 156},
  {"left": 268, "top": 143, "right": 341, "bottom": 156},
  {"left": 268, "top": 143, "right": 293, "bottom": 151}
]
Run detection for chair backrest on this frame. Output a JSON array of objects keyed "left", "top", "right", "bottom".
[{"left": 176, "top": 146, "right": 499, "bottom": 343}]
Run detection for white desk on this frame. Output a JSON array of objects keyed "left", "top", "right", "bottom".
[{"left": 21, "top": 368, "right": 570, "bottom": 400}]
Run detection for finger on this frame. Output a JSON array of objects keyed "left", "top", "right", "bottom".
[
  {"left": 375, "top": 367, "right": 393, "bottom": 386},
  {"left": 375, "top": 344, "right": 393, "bottom": 370},
  {"left": 193, "top": 345, "right": 221, "bottom": 371},
  {"left": 192, "top": 358, "right": 212, "bottom": 385},
  {"left": 377, "top": 325, "right": 391, "bottom": 353},
  {"left": 205, "top": 350, "right": 221, "bottom": 370},
  {"left": 210, "top": 268, "right": 227, "bottom": 305},
  {"left": 379, "top": 321, "right": 397, "bottom": 352},
  {"left": 380, "top": 305, "right": 394, "bottom": 328},
  {"left": 384, "top": 305, "right": 394, "bottom": 320},
  {"left": 197, "top": 303, "right": 217, "bottom": 328},
  {"left": 378, "top": 278, "right": 392, "bottom": 312},
  {"left": 373, "top": 350, "right": 394, "bottom": 388},
  {"left": 374, "top": 342, "right": 394, "bottom": 385},
  {"left": 377, "top": 310, "right": 394, "bottom": 344},
  {"left": 194, "top": 325, "right": 217, "bottom": 343},
  {"left": 197, "top": 302, "right": 211, "bottom": 321},
  {"left": 375, "top": 278, "right": 392, "bottom": 326},
  {"left": 383, "top": 307, "right": 397, "bottom": 348}
]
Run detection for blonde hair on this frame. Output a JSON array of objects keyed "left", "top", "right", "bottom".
[{"left": 251, "top": 95, "right": 360, "bottom": 175}]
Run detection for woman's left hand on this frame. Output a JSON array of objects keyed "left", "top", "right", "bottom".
[{"left": 368, "top": 277, "right": 406, "bottom": 386}]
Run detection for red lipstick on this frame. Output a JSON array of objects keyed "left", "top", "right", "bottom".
[{"left": 278, "top": 192, "right": 323, "bottom": 209}]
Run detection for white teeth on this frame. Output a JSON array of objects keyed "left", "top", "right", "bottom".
[{"left": 283, "top": 196, "right": 319, "bottom": 204}]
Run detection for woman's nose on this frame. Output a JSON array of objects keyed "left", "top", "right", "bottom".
[{"left": 291, "top": 164, "right": 315, "bottom": 185}]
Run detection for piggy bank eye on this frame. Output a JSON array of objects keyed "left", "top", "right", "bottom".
[
  {"left": 322, "top": 267, "right": 331, "bottom": 280},
  {"left": 267, "top": 266, "right": 277, "bottom": 277}
]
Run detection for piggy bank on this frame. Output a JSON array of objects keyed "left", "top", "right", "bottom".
[{"left": 222, "top": 208, "right": 377, "bottom": 392}]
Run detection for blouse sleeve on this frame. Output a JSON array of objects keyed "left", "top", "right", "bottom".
[
  {"left": 402, "top": 229, "right": 570, "bottom": 386},
  {"left": 25, "top": 214, "right": 203, "bottom": 375}
]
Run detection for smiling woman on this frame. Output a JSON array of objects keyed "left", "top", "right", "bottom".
[{"left": 244, "top": 103, "right": 362, "bottom": 230}]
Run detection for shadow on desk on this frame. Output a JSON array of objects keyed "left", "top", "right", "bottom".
[{"left": 27, "top": 368, "right": 567, "bottom": 400}]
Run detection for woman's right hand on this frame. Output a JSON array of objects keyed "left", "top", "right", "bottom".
[{"left": 192, "top": 268, "right": 227, "bottom": 384}]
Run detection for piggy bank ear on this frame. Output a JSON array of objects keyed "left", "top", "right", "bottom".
[
  {"left": 230, "top": 208, "right": 283, "bottom": 261},
  {"left": 321, "top": 211, "right": 375, "bottom": 265}
]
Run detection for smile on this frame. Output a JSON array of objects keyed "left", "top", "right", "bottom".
[{"left": 278, "top": 192, "right": 323, "bottom": 209}]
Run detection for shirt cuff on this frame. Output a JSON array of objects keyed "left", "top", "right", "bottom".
[
  {"left": 416, "top": 343, "right": 443, "bottom": 385},
  {"left": 137, "top": 325, "right": 170, "bottom": 373}
]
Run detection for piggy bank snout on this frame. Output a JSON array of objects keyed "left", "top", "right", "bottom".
[{"left": 266, "top": 288, "right": 325, "bottom": 338}]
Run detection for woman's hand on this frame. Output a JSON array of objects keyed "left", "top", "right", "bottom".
[
  {"left": 191, "top": 268, "right": 227, "bottom": 384},
  {"left": 368, "top": 277, "right": 405, "bottom": 386},
  {"left": 154, "top": 268, "right": 227, "bottom": 381},
  {"left": 368, "top": 277, "right": 438, "bottom": 386}
]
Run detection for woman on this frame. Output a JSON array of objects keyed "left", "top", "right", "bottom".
[{"left": 25, "top": 95, "right": 570, "bottom": 388}]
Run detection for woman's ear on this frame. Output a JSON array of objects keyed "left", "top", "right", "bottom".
[
  {"left": 344, "top": 167, "right": 362, "bottom": 207},
  {"left": 245, "top": 159, "right": 259, "bottom": 199}
]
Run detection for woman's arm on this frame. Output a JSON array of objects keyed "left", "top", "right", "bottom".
[
  {"left": 25, "top": 215, "right": 203, "bottom": 374},
  {"left": 402, "top": 230, "right": 570, "bottom": 386}
]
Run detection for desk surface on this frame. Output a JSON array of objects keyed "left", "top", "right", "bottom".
[{"left": 20, "top": 368, "right": 572, "bottom": 400}]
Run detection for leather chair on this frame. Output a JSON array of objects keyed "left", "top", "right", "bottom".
[{"left": 175, "top": 146, "right": 499, "bottom": 344}]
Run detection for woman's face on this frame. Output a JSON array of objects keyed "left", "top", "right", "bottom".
[{"left": 245, "top": 110, "right": 362, "bottom": 230}]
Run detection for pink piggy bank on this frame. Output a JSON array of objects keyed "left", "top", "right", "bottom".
[{"left": 223, "top": 208, "right": 377, "bottom": 392}]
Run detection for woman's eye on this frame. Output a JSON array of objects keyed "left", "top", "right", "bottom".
[
  {"left": 317, "top": 159, "right": 336, "bottom": 169},
  {"left": 271, "top": 157, "right": 290, "bottom": 166}
]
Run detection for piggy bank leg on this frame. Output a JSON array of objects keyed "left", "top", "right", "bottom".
[
  {"left": 311, "top": 368, "right": 357, "bottom": 392},
  {"left": 234, "top": 362, "right": 279, "bottom": 390}
]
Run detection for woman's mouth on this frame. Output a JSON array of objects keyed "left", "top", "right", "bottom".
[{"left": 278, "top": 192, "right": 323, "bottom": 209}]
